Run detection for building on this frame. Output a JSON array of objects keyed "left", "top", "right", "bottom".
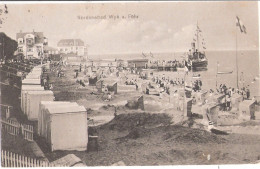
[
  {"left": 44, "top": 46, "right": 59, "bottom": 55},
  {"left": 16, "top": 30, "right": 47, "bottom": 60},
  {"left": 127, "top": 59, "right": 149, "bottom": 69},
  {"left": 57, "top": 39, "right": 87, "bottom": 57},
  {"left": 86, "top": 59, "right": 117, "bottom": 68}
]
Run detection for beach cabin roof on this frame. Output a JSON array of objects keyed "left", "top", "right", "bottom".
[
  {"left": 27, "top": 90, "right": 53, "bottom": 95},
  {"left": 22, "top": 78, "right": 41, "bottom": 85},
  {"left": 32, "top": 68, "right": 42, "bottom": 72},
  {"left": 240, "top": 100, "right": 256, "bottom": 106},
  {"left": 47, "top": 105, "right": 86, "bottom": 114},
  {"left": 30, "top": 69, "right": 42, "bottom": 73},
  {"left": 26, "top": 74, "right": 41, "bottom": 79},
  {"left": 21, "top": 85, "right": 43, "bottom": 90},
  {"left": 41, "top": 101, "right": 79, "bottom": 108}
]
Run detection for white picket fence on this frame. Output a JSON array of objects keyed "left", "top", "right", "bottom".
[
  {"left": 1, "top": 150, "right": 65, "bottom": 167},
  {"left": 1, "top": 119, "right": 34, "bottom": 141}
]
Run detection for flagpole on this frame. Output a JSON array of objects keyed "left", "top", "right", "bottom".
[
  {"left": 216, "top": 61, "right": 218, "bottom": 90},
  {"left": 236, "top": 22, "right": 239, "bottom": 89}
]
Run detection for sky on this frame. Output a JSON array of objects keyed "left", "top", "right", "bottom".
[{"left": 0, "top": 2, "right": 259, "bottom": 54}]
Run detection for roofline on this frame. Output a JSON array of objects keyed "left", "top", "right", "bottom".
[{"left": 49, "top": 110, "right": 87, "bottom": 115}]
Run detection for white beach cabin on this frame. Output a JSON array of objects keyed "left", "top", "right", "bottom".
[
  {"left": 38, "top": 101, "right": 79, "bottom": 136},
  {"left": 25, "top": 90, "right": 54, "bottom": 121},
  {"left": 39, "top": 104, "right": 88, "bottom": 151},
  {"left": 21, "top": 85, "right": 44, "bottom": 113}
]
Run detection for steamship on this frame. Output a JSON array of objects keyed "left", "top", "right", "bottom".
[{"left": 187, "top": 23, "right": 208, "bottom": 71}]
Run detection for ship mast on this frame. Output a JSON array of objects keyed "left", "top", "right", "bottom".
[
  {"left": 196, "top": 21, "right": 199, "bottom": 51},
  {"left": 236, "top": 21, "right": 239, "bottom": 89}
]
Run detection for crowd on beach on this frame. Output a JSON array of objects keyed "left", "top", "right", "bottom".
[
  {"left": 215, "top": 84, "right": 251, "bottom": 111},
  {"left": 47, "top": 59, "right": 253, "bottom": 113}
]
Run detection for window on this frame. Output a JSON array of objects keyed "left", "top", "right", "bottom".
[
  {"left": 27, "top": 48, "right": 33, "bottom": 52},
  {"left": 18, "top": 47, "right": 23, "bottom": 52},
  {"left": 26, "top": 39, "right": 33, "bottom": 44},
  {"left": 18, "top": 38, "right": 23, "bottom": 44}
]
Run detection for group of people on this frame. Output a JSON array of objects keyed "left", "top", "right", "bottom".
[
  {"left": 192, "top": 80, "right": 203, "bottom": 92},
  {"left": 149, "top": 59, "right": 186, "bottom": 68},
  {"left": 42, "top": 73, "right": 53, "bottom": 90},
  {"left": 216, "top": 84, "right": 251, "bottom": 111},
  {"left": 217, "top": 84, "right": 250, "bottom": 100}
]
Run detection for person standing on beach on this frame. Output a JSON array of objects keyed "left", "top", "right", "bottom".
[
  {"left": 246, "top": 88, "right": 250, "bottom": 99},
  {"left": 199, "top": 80, "right": 202, "bottom": 90},
  {"left": 114, "top": 107, "right": 117, "bottom": 117},
  {"left": 221, "top": 95, "right": 227, "bottom": 112},
  {"left": 226, "top": 94, "right": 231, "bottom": 111}
]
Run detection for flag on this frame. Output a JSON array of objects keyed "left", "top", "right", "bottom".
[{"left": 236, "top": 16, "right": 246, "bottom": 34}]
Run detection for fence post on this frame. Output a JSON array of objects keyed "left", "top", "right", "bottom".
[
  {"left": 16, "top": 153, "right": 18, "bottom": 167},
  {"left": 32, "top": 157, "right": 34, "bottom": 167},
  {"left": 1, "top": 150, "right": 3, "bottom": 167},
  {"left": 22, "top": 155, "right": 25, "bottom": 167},
  {"left": 11, "top": 152, "right": 14, "bottom": 167},
  {"left": 1, "top": 150, "right": 2, "bottom": 167},
  {"left": 29, "top": 157, "right": 31, "bottom": 167},
  {"left": 11, "top": 120, "right": 14, "bottom": 135},
  {"left": 43, "top": 161, "right": 47, "bottom": 167},
  {"left": 11, "top": 152, "right": 16, "bottom": 167},
  {"left": 34, "top": 158, "right": 36, "bottom": 167},
  {"left": 12, "top": 121, "right": 14, "bottom": 135},
  {"left": 28, "top": 157, "right": 31, "bottom": 167},
  {"left": 36, "top": 159, "right": 40, "bottom": 167},
  {"left": 9, "top": 120, "right": 12, "bottom": 134},
  {"left": 6, "top": 120, "right": 9, "bottom": 133},
  {"left": 25, "top": 129, "right": 27, "bottom": 140},
  {"left": 4, "top": 150, "right": 7, "bottom": 167},
  {"left": 7, "top": 150, "right": 10, "bottom": 167},
  {"left": 14, "top": 123, "right": 17, "bottom": 135},
  {"left": 18, "top": 155, "right": 21, "bottom": 167},
  {"left": 25, "top": 156, "right": 27, "bottom": 167}
]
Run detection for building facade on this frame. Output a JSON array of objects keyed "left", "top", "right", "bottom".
[
  {"left": 57, "top": 39, "right": 87, "bottom": 57},
  {"left": 16, "top": 31, "right": 47, "bottom": 60}
]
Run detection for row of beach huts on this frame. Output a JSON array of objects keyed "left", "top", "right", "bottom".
[{"left": 21, "top": 63, "right": 88, "bottom": 152}]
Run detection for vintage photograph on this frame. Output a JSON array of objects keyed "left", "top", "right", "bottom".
[{"left": 0, "top": 1, "right": 259, "bottom": 167}]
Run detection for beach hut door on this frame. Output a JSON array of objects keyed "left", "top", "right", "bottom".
[{"left": 47, "top": 121, "right": 52, "bottom": 148}]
